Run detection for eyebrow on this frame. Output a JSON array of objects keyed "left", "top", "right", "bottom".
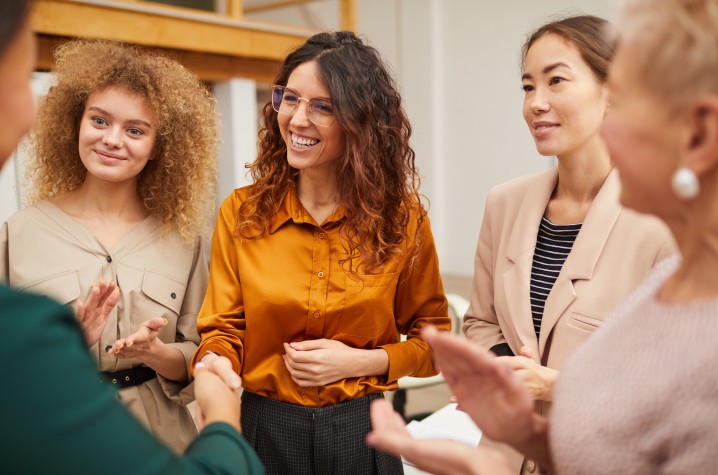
[
  {"left": 522, "top": 62, "right": 571, "bottom": 81},
  {"left": 284, "top": 86, "right": 332, "bottom": 102},
  {"left": 87, "top": 106, "right": 153, "bottom": 128}
]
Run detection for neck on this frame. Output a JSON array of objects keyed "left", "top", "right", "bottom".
[
  {"left": 57, "top": 175, "right": 147, "bottom": 220},
  {"left": 660, "top": 198, "right": 718, "bottom": 303},
  {"left": 554, "top": 137, "right": 612, "bottom": 203},
  {"left": 296, "top": 170, "right": 339, "bottom": 208}
]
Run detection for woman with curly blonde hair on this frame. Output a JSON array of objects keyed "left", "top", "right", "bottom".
[
  {"left": 192, "top": 31, "right": 451, "bottom": 474},
  {"left": 0, "top": 39, "right": 218, "bottom": 453}
]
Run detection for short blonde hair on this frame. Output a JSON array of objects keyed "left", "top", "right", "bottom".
[
  {"left": 27, "top": 40, "right": 218, "bottom": 244},
  {"left": 619, "top": 0, "right": 718, "bottom": 110}
]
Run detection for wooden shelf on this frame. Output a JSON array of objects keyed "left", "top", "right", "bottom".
[{"left": 31, "top": 0, "right": 320, "bottom": 82}]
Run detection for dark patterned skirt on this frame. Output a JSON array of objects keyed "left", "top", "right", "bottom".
[{"left": 241, "top": 391, "right": 404, "bottom": 475}]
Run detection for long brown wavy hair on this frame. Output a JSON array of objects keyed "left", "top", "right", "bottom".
[
  {"left": 239, "top": 31, "right": 425, "bottom": 274},
  {"left": 26, "top": 40, "right": 218, "bottom": 244}
]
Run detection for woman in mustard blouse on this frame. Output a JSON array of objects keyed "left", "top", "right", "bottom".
[{"left": 193, "top": 31, "right": 451, "bottom": 474}]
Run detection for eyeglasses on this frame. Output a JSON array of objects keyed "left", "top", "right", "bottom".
[{"left": 271, "top": 85, "right": 336, "bottom": 127}]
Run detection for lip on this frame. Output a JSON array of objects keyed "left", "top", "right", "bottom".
[
  {"left": 532, "top": 121, "right": 559, "bottom": 138},
  {"left": 94, "top": 149, "right": 126, "bottom": 161}
]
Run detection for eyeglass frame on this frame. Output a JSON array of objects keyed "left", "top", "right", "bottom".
[{"left": 270, "top": 85, "right": 337, "bottom": 128}]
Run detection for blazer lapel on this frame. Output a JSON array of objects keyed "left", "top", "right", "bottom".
[
  {"left": 502, "top": 168, "right": 558, "bottom": 359},
  {"left": 538, "top": 169, "right": 622, "bottom": 354}
]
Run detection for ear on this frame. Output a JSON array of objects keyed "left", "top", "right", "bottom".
[{"left": 680, "top": 94, "right": 718, "bottom": 177}]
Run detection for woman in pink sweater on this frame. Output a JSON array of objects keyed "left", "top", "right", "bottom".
[{"left": 367, "top": 0, "right": 718, "bottom": 473}]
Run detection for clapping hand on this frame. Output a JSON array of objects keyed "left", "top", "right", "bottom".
[{"left": 75, "top": 278, "right": 119, "bottom": 347}]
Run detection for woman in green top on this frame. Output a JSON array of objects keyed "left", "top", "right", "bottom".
[{"left": 0, "top": 2, "right": 263, "bottom": 474}]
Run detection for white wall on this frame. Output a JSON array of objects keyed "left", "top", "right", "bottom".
[{"left": 358, "top": 0, "right": 617, "bottom": 276}]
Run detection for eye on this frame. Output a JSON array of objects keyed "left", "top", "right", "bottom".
[
  {"left": 91, "top": 116, "right": 108, "bottom": 126},
  {"left": 549, "top": 76, "right": 565, "bottom": 86},
  {"left": 127, "top": 128, "right": 144, "bottom": 137},
  {"left": 311, "top": 100, "right": 334, "bottom": 115},
  {"left": 283, "top": 91, "right": 299, "bottom": 105},
  {"left": 521, "top": 84, "right": 534, "bottom": 93}
]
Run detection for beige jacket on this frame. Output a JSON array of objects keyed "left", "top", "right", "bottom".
[
  {"left": 0, "top": 200, "right": 208, "bottom": 453},
  {"left": 463, "top": 168, "right": 676, "bottom": 473}
]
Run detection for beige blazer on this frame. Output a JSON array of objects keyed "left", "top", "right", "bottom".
[
  {"left": 463, "top": 168, "right": 675, "bottom": 473},
  {"left": 0, "top": 200, "right": 208, "bottom": 453}
]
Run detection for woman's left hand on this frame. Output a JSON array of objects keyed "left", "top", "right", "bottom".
[
  {"left": 282, "top": 339, "right": 366, "bottom": 387},
  {"left": 495, "top": 347, "right": 558, "bottom": 401},
  {"left": 107, "top": 317, "right": 168, "bottom": 359}
]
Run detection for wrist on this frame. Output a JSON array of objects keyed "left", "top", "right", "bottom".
[{"left": 539, "top": 367, "right": 558, "bottom": 401}]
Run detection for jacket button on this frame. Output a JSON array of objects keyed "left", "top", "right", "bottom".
[
  {"left": 106, "top": 256, "right": 112, "bottom": 263},
  {"left": 170, "top": 292, "right": 177, "bottom": 299},
  {"left": 525, "top": 459, "right": 536, "bottom": 473}
]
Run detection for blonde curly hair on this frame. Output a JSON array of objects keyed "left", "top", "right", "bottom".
[{"left": 26, "top": 39, "right": 218, "bottom": 244}]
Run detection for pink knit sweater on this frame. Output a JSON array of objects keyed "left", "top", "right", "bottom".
[{"left": 551, "top": 256, "right": 718, "bottom": 474}]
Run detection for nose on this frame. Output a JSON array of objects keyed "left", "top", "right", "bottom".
[
  {"left": 528, "top": 86, "right": 550, "bottom": 114},
  {"left": 102, "top": 127, "right": 123, "bottom": 148},
  {"left": 289, "top": 99, "right": 312, "bottom": 127}
]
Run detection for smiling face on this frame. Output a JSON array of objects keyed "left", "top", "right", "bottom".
[
  {"left": 522, "top": 33, "right": 609, "bottom": 159},
  {"left": 0, "top": 17, "right": 36, "bottom": 167},
  {"left": 78, "top": 86, "right": 157, "bottom": 186},
  {"left": 278, "top": 60, "right": 346, "bottom": 179}
]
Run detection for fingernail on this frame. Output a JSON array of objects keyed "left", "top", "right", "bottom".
[
  {"left": 195, "top": 362, "right": 206, "bottom": 370},
  {"left": 105, "top": 345, "right": 112, "bottom": 352}
]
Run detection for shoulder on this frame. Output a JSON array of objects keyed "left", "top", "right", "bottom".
[
  {"left": 3, "top": 201, "right": 47, "bottom": 226},
  {"left": 491, "top": 168, "right": 554, "bottom": 196},
  {"left": 218, "top": 184, "right": 257, "bottom": 213},
  {"left": 0, "top": 285, "right": 77, "bottom": 336}
]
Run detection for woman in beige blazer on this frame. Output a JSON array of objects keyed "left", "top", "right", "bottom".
[
  {"left": 0, "top": 40, "right": 217, "bottom": 453},
  {"left": 462, "top": 15, "right": 675, "bottom": 473}
]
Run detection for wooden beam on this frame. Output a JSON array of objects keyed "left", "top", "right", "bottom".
[
  {"left": 339, "top": 0, "right": 356, "bottom": 31},
  {"left": 32, "top": 0, "right": 309, "bottom": 61},
  {"left": 227, "top": 0, "right": 243, "bottom": 19},
  {"left": 244, "top": 0, "right": 323, "bottom": 14},
  {"left": 36, "top": 34, "right": 281, "bottom": 84}
]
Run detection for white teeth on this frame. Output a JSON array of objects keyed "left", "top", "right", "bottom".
[{"left": 291, "top": 134, "right": 319, "bottom": 148}]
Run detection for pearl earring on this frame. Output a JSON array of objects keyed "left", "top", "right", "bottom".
[{"left": 671, "top": 167, "right": 700, "bottom": 200}]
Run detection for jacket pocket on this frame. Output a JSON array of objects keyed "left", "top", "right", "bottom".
[
  {"left": 566, "top": 312, "right": 603, "bottom": 334},
  {"left": 21, "top": 270, "right": 81, "bottom": 305},
  {"left": 141, "top": 270, "right": 187, "bottom": 316}
]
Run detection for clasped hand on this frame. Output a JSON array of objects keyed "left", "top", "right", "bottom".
[
  {"left": 496, "top": 346, "right": 558, "bottom": 401},
  {"left": 282, "top": 338, "right": 361, "bottom": 387}
]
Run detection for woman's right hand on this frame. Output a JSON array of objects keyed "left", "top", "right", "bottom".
[
  {"left": 193, "top": 362, "right": 241, "bottom": 432},
  {"left": 75, "top": 278, "right": 119, "bottom": 347}
]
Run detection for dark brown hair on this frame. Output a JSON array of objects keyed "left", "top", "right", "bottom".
[
  {"left": 521, "top": 15, "right": 616, "bottom": 82},
  {"left": 239, "top": 31, "right": 424, "bottom": 274},
  {"left": 0, "top": 0, "right": 30, "bottom": 56}
]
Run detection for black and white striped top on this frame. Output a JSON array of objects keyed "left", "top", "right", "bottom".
[{"left": 530, "top": 216, "right": 582, "bottom": 336}]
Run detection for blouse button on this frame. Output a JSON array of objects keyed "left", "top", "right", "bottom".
[
  {"left": 317, "top": 271, "right": 324, "bottom": 279},
  {"left": 106, "top": 256, "right": 112, "bottom": 263},
  {"left": 170, "top": 292, "right": 177, "bottom": 299},
  {"left": 313, "top": 311, "right": 320, "bottom": 319},
  {"left": 318, "top": 232, "right": 325, "bottom": 239}
]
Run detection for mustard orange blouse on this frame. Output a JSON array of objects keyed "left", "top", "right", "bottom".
[{"left": 192, "top": 185, "right": 450, "bottom": 407}]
